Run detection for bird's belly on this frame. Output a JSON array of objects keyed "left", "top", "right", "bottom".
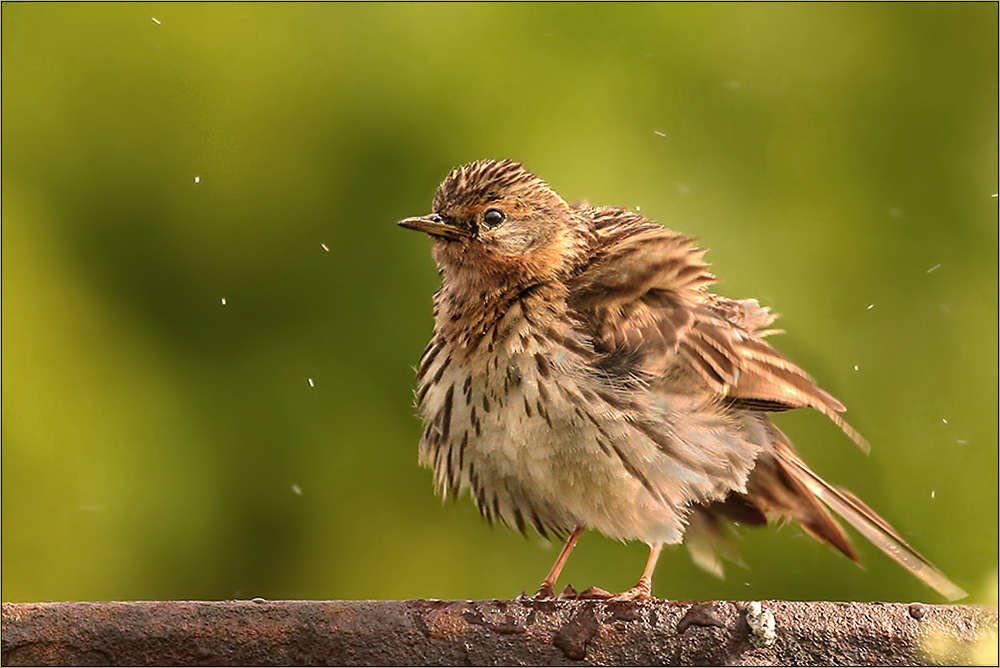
[{"left": 419, "top": 358, "right": 690, "bottom": 544}]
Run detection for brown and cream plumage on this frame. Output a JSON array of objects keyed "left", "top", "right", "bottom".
[{"left": 398, "top": 158, "right": 964, "bottom": 601}]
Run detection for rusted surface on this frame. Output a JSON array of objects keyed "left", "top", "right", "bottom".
[{"left": 2, "top": 599, "right": 996, "bottom": 666}]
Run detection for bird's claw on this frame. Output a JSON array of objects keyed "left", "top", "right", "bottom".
[
  {"left": 557, "top": 584, "right": 579, "bottom": 600},
  {"left": 529, "top": 583, "right": 587, "bottom": 601},
  {"left": 575, "top": 584, "right": 653, "bottom": 601},
  {"left": 532, "top": 583, "right": 652, "bottom": 601},
  {"left": 532, "top": 583, "right": 556, "bottom": 600},
  {"left": 576, "top": 586, "right": 614, "bottom": 599},
  {"left": 609, "top": 583, "right": 654, "bottom": 601}
]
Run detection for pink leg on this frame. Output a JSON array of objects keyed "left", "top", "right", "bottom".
[
  {"left": 534, "top": 525, "right": 585, "bottom": 599},
  {"left": 577, "top": 541, "right": 664, "bottom": 600},
  {"left": 617, "top": 541, "right": 663, "bottom": 599}
]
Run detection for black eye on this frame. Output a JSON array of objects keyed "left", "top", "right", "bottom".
[{"left": 482, "top": 208, "right": 505, "bottom": 228}]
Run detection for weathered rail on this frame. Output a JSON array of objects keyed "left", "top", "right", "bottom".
[{"left": 2, "top": 598, "right": 996, "bottom": 666}]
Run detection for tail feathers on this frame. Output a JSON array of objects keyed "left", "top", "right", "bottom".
[
  {"left": 774, "top": 442, "right": 967, "bottom": 601},
  {"left": 687, "top": 418, "right": 965, "bottom": 600},
  {"left": 684, "top": 508, "right": 741, "bottom": 579},
  {"left": 744, "top": 446, "right": 859, "bottom": 564},
  {"left": 684, "top": 495, "right": 767, "bottom": 578}
]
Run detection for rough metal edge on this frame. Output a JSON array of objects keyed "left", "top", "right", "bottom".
[{"left": 2, "top": 599, "right": 996, "bottom": 666}]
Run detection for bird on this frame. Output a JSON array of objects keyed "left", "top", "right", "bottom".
[{"left": 397, "top": 158, "right": 965, "bottom": 601}]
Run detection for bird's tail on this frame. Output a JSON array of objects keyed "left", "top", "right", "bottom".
[{"left": 754, "top": 425, "right": 967, "bottom": 601}]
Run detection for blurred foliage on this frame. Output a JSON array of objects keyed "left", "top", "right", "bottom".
[{"left": 2, "top": 3, "right": 996, "bottom": 604}]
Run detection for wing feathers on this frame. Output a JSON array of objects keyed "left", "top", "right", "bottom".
[
  {"left": 570, "top": 222, "right": 868, "bottom": 451},
  {"left": 570, "top": 210, "right": 958, "bottom": 598},
  {"left": 571, "top": 219, "right": 867, "bottom": 449}
]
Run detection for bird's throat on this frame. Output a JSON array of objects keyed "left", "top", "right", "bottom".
[{"left": 435, "top": 280, "right": 568, "bottom": 362}]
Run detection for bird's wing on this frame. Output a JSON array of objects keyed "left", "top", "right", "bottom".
[{"left": 568, "top": 208, "right": 867, "bottom": 450}]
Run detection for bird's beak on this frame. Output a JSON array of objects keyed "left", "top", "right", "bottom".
[{"left": 397, "top": 214, "right": 469, "bottom": 240}]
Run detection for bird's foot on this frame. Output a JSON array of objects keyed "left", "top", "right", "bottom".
[
  {"left": 531, "top": 582, "right": 556, "bottom": 600},
  {"left": 531, "top": 582, "right": 576, "bottom": 601},
  {"left": 557, "top": 584, "right": 579, "bottom": 600},
  {"left": 531, "top": 582, "right": 583, "bottom": 601},
  {"left": 610, "top": 577, "right": 653, "bottom": 601},
  {"left": 610, "top": 584, "right": 653, "bottom": 601},
  {"left": 533, "top": 579, "right": 652, "bottom": 601},
  {"left": 576, "top": 586, "right": 614, "bottom": 599},
  {"left": 575, "top": 579, "right": 652, "bottom": 601}
]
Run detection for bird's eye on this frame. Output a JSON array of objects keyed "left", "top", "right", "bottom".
[{"left": 482, "top": 208, "right": 505, "bottom": 228}]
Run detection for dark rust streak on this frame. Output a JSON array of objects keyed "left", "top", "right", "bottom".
[
  {"left": 536, "top": 400, "right": 553, "bottom": 429},
  {"left": 631, "top": 419, "right": 716, "bottom": 476},
  {"left": 439, "top": 384, "right": 454, "bottom": 444},
  {"left": 472, "top": 408, "right": 481, "bottom": 437},
  {"left": 457, "top": 431, "right": 468, "bottom": 476},
  {"left": 512, "top": 505, "right": 525, "bottom": 534},
  {"left": 416, "top": 339, "right": 442, "bottom": 382},
  {"left": 490, "top": 493, "right": 500, "bottom": 525},
  {"left": 611, "top": 441, "right": 662, "bottom": 503},
  {"left": 534, "top": 353, "right": 550, "bottom": 379}
]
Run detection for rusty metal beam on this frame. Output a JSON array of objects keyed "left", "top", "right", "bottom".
[{"left": 2, "top": 599, "right": 996, "bottom": 666}]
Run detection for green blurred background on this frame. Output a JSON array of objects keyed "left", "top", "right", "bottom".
[{"left": 3, "top": 3, "right": 997, "bottom": 605}]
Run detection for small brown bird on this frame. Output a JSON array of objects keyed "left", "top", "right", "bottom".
[{"left": 398, "top": 159, "right": 964, "bottom": 601}]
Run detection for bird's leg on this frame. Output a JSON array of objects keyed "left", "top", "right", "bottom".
[
  {"left": 577, "top": 541, "right": 664, "bottom": 600},
  {"left": 533, "top": 525, "right": 585, "bottom": 599},
  {"left": 615, "top": 541, "right": 663, "bottom": 600}
]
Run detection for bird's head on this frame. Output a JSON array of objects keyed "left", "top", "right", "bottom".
[{"left": 398, "top": 160, "right": 590, "bottom": 289}]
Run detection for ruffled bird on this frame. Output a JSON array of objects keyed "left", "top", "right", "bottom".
[{"left": 398, "top": 159, "right": 965, "bottom": 601}]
